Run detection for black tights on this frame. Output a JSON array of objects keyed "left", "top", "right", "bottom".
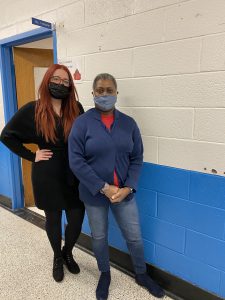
[{"left": 44, "top": 206, "right": 85, "bottom": 258}]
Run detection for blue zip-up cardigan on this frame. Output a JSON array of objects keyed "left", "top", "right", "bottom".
[{"left": 68, "top": 108, "right": 143, "bottom": 205}]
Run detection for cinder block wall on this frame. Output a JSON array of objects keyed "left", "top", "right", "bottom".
[{"left": 1, "top": 0, "right": 225, "bottom": 297}]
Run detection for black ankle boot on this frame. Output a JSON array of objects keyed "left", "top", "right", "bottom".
[
  {"left": 96, "top": 271, "right": 111, "bottom": 300},
  {"left": 53, "top": 256, "right": 64, "bottom": 282},
  {"left": 62, "top": 246, "right": 80, "bottom": 274},
  {"left": 135, "top": 273, "right": 165, "bottom": 298}
]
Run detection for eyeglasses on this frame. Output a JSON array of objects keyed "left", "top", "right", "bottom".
[
  {"left": 50, "top": 76, "right": 71, "bottom": 87},
  {"left": 95, "top": 88, "right": 116, "bottom": 95}
]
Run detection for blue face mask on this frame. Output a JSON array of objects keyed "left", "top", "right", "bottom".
[{"left": 94, "top": 95, "right": 117, "bottom": 112}]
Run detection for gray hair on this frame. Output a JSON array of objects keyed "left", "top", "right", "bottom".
[{"left": 92, "top": 73, "right": 117, "bottom": 90}]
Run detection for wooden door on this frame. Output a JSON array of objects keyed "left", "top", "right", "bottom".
[{"left": 13, "top": 47, "right": 53, "bottom": 207}]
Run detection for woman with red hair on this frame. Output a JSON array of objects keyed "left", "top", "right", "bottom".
[{"left": 0, "top": 64, "right": 85, "bottom": 282}]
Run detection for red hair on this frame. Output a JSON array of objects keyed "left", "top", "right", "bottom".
[{"left": 35, "top": 64, "right": 80, "bottom": 143}]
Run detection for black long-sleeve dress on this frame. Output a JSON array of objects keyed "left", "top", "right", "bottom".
[{"left": 0, "top": 101, "right": 83, "bottom": 211}]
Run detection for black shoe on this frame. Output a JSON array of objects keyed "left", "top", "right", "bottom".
[
  {"left": 53, "top": 256, "right": 64, "bottom": 282},
  {"left": 96, "top": 271, "right": 111, "bottom": 300},
  {"left": 135, "top": 273, "right": 165, "bottom": 298},
  {"left": 62, "top": 246, "right": 80, "bottom": 274}
]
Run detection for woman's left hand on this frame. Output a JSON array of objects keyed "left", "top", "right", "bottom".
[{"left": 110, "top": 187, "right": 131, "bottom": 203}]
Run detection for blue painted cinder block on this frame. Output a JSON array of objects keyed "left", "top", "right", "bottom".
[
  {"left": 0, "top": 143, "right": 13, "bottom": 199},
  {"left": 108, "top": 209, "right": 118, "bottom": 228},
  {"left": 139, "top": 163, "right": 190, "bottom": 200},
  {"left": 155, "top": 245, "right": 220, "bottom": 296},
  {"left": 157, "top": 193, "right": 225, "bottom": 239},
  {"left": 143, "top": 239, "right": 155, "bottom": 263},
  {"left": 108, "top": 224, "right": 128, "bottom": 252},
  {"left": 136, "top": 188, "right": 157, "bottom": 217},
  {"left": 185, "top": 230, "right": 225, "bottom": 272},
  {"left": 190, "top": 172, "right": 225, "bottom": 210},
  {"left": 220, "top": 272, "right": 225, "bottom": 298},
  {"left": 140, "top": 215, "right": 185, "bottom": 253},
  {"left": 81, "top": 214, "right": 91, "bottom": 235}
]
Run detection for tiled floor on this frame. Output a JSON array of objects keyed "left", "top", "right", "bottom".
[{"left": 0, "top": 206, "right": 173, "bottom": 300}]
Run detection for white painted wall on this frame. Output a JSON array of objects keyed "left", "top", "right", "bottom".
[
  {"left": 17, "top": 38, "right": 53, "bottom": 49},
  {"left": 0, "top": 0, "right": 225, "bottom": 176},
  {"left": 34, "top": 67, "right": 49, "bottom": 98}
]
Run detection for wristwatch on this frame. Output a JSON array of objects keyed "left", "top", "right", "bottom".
[
  {"left": 100, "top": 183, "right": 110, "bottom": 194},
  {"left": 125, "top": 187, "right": 134, "bottom": 194}
]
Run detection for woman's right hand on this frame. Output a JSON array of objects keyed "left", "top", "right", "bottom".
[{"left": 35, "top": 149, "right": 53, "bottom": 162}]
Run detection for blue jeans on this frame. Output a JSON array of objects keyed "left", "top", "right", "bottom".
[{"left": 84, "top": 197, "right": 146, "bottom": 274}]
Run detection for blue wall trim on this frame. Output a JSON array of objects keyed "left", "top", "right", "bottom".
[
  {"left": 52, "top": 30, "right": 58, "bottom": 64},
  {"left": 80, "top": 162, "right": 225, "bottom": 299},
  {"left": 0, "top": 27, "right": 52, "bottom": 47},
  {"left": 0, "top": 45, "right": 24, "bottom": 209}
]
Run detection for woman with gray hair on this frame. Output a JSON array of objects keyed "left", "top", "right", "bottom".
[{"left": 68, "top": 73, "right": 165, "bottom": 300}]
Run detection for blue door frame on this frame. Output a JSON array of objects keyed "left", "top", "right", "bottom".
[{"left": 0, "top": 27, "right": 57, "bottom": 210}]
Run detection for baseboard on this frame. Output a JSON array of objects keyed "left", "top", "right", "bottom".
[
  {"left": 0, "top": 203, "right": 223, "bottom": 300},
  {"left": 0, "top": 195, "right": 12, "bottom": 209}
]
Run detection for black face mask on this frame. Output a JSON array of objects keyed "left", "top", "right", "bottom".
[{"left": 48, "top": 82, "right": 70, "bottom": 100}]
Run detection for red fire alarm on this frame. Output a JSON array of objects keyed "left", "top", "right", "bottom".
[{"left": 73, "top": 69, "right": 81, "bottom": 80}]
